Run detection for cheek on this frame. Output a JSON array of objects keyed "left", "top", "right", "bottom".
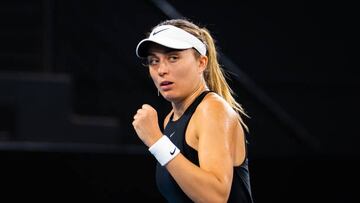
[
  {"left": 173, "top": 66, "right": 198, "bottom": 89},
  {"left": 175, "top": 59, "right": 198, "bottom": 77},
  {"left": 179, "top": 65, "right": 198, "bottom": 79},
  {"left": 174, "top": 67, "right": 188, "bottom": 78}
]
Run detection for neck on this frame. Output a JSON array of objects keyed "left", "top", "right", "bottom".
[{"left": 171, "top": 82, "right": 208, "bottom": 120}]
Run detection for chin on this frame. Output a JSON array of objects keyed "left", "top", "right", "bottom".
[{"left": 161, "top": 91, "right": 178, "bottom": 102}]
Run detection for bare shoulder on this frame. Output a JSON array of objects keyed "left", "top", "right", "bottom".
[
  {"left": 198, "top": 93, "right": 238, "bottom": 118},
  {"left": 194, "top": 92, "right": 239, "bottom": 125}
]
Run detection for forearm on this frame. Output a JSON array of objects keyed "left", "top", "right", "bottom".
[{"left": 165, "top": 153, "right": 232, "bottom": 203}]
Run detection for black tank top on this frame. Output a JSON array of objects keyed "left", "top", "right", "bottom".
[{"left": 155, "top": 91, "right": 254, "bottom": 203}]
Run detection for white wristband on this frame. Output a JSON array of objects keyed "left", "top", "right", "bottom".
[{"left": 148, "top": 135, "right": 180, "bottom": 166}]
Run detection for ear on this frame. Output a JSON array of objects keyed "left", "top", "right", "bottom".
[{"left": 198, "top": 55, "right": 208, "bottom": 73}]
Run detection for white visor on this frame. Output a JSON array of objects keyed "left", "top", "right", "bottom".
[{"left": 136, "top": 25, "right": 207, "bottom": 58}]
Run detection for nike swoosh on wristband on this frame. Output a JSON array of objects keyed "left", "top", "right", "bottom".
[
  {"left": 170, "top": 148, "right": 176, "bottom": 155},
  {"left": 152, "top": 28, "right": 169, "bottom": 36}
]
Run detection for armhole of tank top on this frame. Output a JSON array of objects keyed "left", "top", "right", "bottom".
[
  {"left": 234, "top": 119, "right": 249, "bottom": 168},
  {"left": 183, "top": 91, "right": 213, "bottom": 151},
  {"left": 241, "top": 121, "right": 250, "bottom": 159}
]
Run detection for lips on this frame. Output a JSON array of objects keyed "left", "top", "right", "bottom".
[
  {"left": 160, "top": 81, "right": 173, "bottom": 86},
  {"left": 160, "top": 81, "right": 174, "bottom": 90}
]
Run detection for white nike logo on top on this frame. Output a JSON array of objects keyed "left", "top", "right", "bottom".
[{"left": 169, "top": 132, "right": 175, "bottom": 137}]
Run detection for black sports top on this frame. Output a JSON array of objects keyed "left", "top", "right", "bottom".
[{"left": 155, "top": 91, "right": 254, "bottom": 203}]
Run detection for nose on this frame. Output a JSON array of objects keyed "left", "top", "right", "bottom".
[{"left": 157, "top": 60, "right": 169, "bottom": 76}]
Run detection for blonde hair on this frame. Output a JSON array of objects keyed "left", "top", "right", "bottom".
[{"left": 156, "top": 19, "right": 249, "bottom": 131}]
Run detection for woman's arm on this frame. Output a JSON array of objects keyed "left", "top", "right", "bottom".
[{"left": 165, "top": 97, "right": 245, "bottom": 203}]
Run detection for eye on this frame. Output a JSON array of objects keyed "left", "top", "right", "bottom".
[
  {"left": 168, "top": 55, "right": 179, "bottom": 63},
  {"left": 147, "top": 57, "right": 159, "bottom": 66}
]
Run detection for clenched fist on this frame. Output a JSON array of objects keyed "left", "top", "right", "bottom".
[{"left": 132, "top": 104, "right": 163, "bottom": 147}]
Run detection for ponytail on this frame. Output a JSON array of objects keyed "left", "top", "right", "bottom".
[{"left": 201, "top": 28, "right": 249, "bottom": 132}]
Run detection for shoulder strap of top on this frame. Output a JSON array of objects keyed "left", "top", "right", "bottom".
[
  {"left": 169, "top": 90, "right": 212, "bottom": 121},
  {"left": 183, "top": 90, "right": 212, "bottom": 116}
]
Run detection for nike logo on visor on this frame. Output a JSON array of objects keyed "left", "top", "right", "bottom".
[{"left": 152, "top": 28, "right": 169, "bottom": 36}]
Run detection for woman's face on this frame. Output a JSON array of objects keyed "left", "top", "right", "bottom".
[{"left": 147, "top": 44, "right": 207, "bottom": 102}]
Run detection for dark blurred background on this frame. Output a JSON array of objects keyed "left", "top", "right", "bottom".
[{"left": 0, "top": 0, "right": 358, "bottom": 202}]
